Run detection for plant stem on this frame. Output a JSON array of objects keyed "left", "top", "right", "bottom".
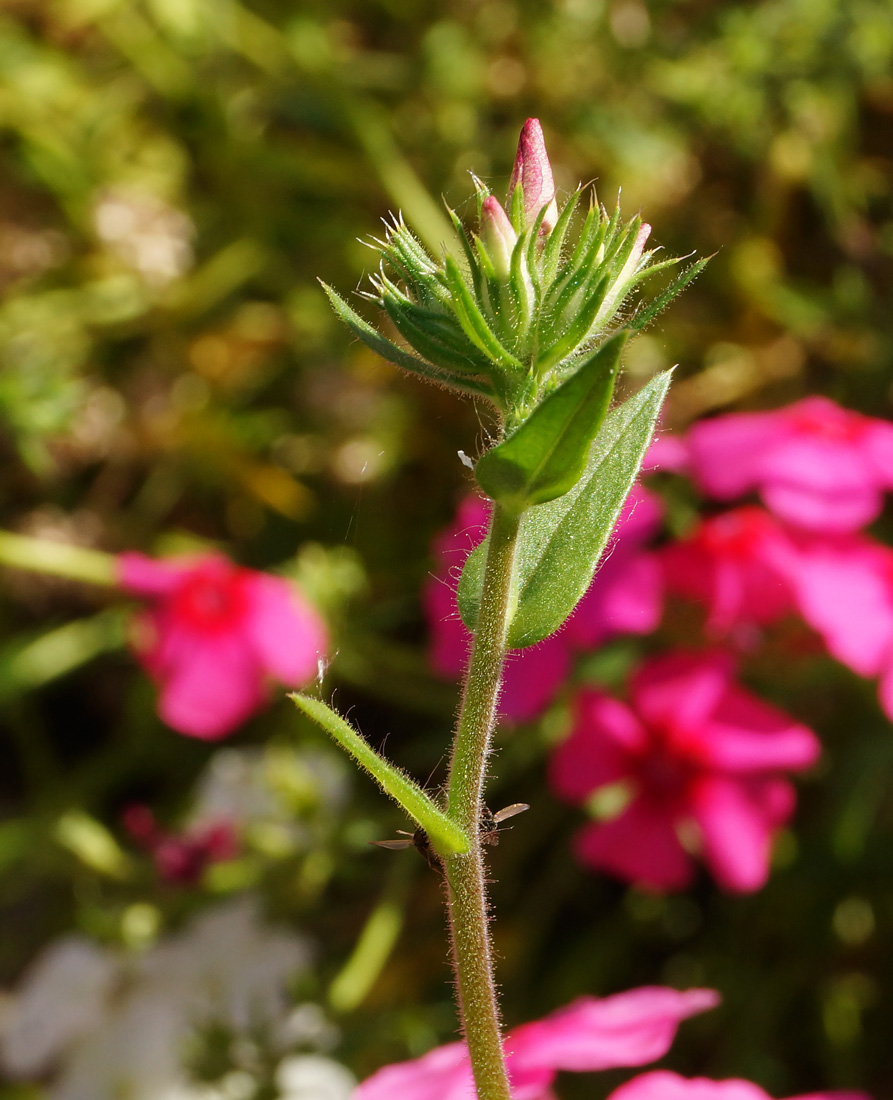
[
  {"left": 444, "top": 503, "right": 521, "bottom": 1100},
  {"left": 0, "top": 530, "right": 117, "bottom": 587}
]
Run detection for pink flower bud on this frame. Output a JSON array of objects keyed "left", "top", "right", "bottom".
[
  {"left": 479, "top": 194, "right": 518, "bottom": 276},
  {"left": 507, "top": 118, "right": 559, "bottom": 234}
]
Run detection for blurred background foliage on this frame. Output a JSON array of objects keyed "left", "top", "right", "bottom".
[{"left": 0, "top": 0, "right": 892, "bottom": 1097}]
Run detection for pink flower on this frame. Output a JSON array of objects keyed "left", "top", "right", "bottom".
[
  {"left": 549, "top": 652, "right": 820, "bottom": 892},
  {"left": 123, "top": 804, "right": 238, "bottom": 884},
  {"left": 354, "top": 986, "right": 719, "bottom": 1100},
  {"left": 507, "top": 118, "right": 559, "bottom": 234},
  {"left": 684, "top": 396, "right": 893, "bottom": 533},
  {"left": 607, "top": 1070, "right": 870, "bottom": 1100},
  {"left": 424, "top": 490, "right": 664, "bottom": 723},
  {"left": 782, "top": 532, "right": 893, "bottom": 718},
  {"left": 119, "top": 552, "right": 327, "bottom": 739},
  {"left": 662, "top": 507, "right": 800, "bottom": 637}
]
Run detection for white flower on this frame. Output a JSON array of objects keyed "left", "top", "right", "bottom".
[
  {"left": 140, "top": 895, "right": 312, "bottom": 1032},
  {"left": 275, "top": 1054, "right": 356, "bottom": 1100},
  {"left": 2, "top": 896, "right": 315, "bottom": 1100},
  {"left": 0, "top": 936, "right": 117, "bottom": 1077}
]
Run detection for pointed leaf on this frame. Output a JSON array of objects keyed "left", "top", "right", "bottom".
[
  {"left": 459, "top": 370, "right": 671, "bottom": 647},
  {"left": 629, "top": 256, "right": 711, "bottom": 332},
  {"left": 321, "top": 282, "right": 493, "bottom": 399},
  {"left": 292, "top": 694, "right": 470, "bottom": 857},
  {"left": 474, "top": 332, "right": 626, "bottom": 512}
]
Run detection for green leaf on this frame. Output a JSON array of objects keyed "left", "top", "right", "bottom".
[
  {"left": 459, "top": 370, "right": 671, "bottom": 647},
  {"left": 474, "top": 331, "right": 627, "bottom": 512},
  {"left": 321, "top": 282, "right": 494, "bottom": 399},
  {"left": 291, "top": 694, "right": 471, "bottom": 857}
]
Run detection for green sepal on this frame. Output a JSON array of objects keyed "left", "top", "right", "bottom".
[
  {"left": 291, "top": 693, "right": 471, "bottom": 858},
  {"left": 474, "top": 331, "right": 627, "bottom": 512},
  {"left": 459, "top": 369, "right": 671, "bottom": 647},
  {"left": 629, "top": 256, "right": 712, "bottom": 332},
  {"left": 442, "top": 257, "right": 525, "bottom": 370},
  {"left": 541, "top": 189, "right": 581, "bottom": 285},
  {"left": 321, "top": 282, "right": 494, "bottom": 399}
]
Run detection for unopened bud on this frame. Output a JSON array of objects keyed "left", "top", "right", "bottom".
[
  {"left": 480, "top": 195, "right": 518, "bottom": 276},
  {"left": 507, "top": 118, "right": 558, "bottom": 234}
]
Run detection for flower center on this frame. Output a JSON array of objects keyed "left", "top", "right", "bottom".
[
  {"left": 699, "top": 507, "right": 769, "bottom": 557},
  {"left": 173, "top": 563, "right": 249, "bottom": 632},
  {"left": 790, "top": 405, "right": 863, "bottom": 443}
]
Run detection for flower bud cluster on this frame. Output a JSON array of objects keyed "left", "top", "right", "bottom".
[{"left": 356, "top": 119, "right": 704, "bottom": 424}]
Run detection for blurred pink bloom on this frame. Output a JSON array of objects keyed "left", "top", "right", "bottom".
[
  {"left": 607, "top": 1070, "right": 870, "bottom": 1100},
  {"left": 662, "top": 507, "right": 800, "bottom": 636},
  {"left": 782, "top": 532, "right": 893, "bottom": 718},
  {"left": 424, "top": 489, "right": 664, "bottom": 723},
  {"left": 549, "top": 652, "right": 820, "bottom": 892},
  {"left": 507, "top": 117, "right": 558, "bottom": 234},
  {"left": 123, "top": 804, "right": 238, "bottom": 885},
  {"left": 119, "top": 552, "right": 327, "bottom": 739},
  {"left": 645, "top": 432, "right": 690, "bottom": 474},
  {"left": 684, "top": 396, "right": 893, "bottom": 533},
  {"left": 355, "top": 986, "right": 719, "bottom": 1100}
]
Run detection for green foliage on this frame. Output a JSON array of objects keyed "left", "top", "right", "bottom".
[
  {"left": 473, "top": 331, "right": 626, "bottom": 513},
  {"left": 460, "top": 370, "right": 671, "bottom": 648},
  {"left": 0, "top": 0, "right": 891, "bottom": 1095}
]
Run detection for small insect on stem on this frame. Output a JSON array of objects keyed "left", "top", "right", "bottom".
[
  {"left": 481, "top": 803, "right": 529, "bottom": 846},
  {"left": 371, "top": 804, "right": 530, "bottom": 868},
  {"left": 371, "top": 828, "right": 440, "bottom": 870}
]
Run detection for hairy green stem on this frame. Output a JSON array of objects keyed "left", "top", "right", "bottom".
[{"left": 444, "top": 503, "right": 521, "bottom": 1100}]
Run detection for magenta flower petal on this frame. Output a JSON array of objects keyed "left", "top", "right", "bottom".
[
  {"left": 500, "top": 635, "right": 573, "bottom": 723},
  {"left": 352, "top": 1040, "right": 471, "bottom": 1100},
  {"left": 785, "top": 534, "right": 893, "bottom": 677},
  {"left": 120, "top": 552, "right": 327, "bottom": 738},
  {"left": 696, "top": 687, "right": 820, "bottom": 773},
  {"left": 550, "top": 691, "right": 648, "bottom": 802},
  {"left": 632, "top": 652, "right": 733, "bottom": 733},
  {"left": 509, "top": 988, "right": 720, "bottom": 1076},
  {"left": 690, "top": 775, "right": 788, "bottom": 893},
  {"left": 118, "top": 551, "right": 189, "bottom": 597},
  {"left": 646, "top": 433, "right": 691, "bottom": 474},
  {"left": 662, "top": 508, "right": 799, "bottom": 636},
  {"left": 568, "top": 551, "right": 664, "bottom": 647},
  {"left": 574, "top": 804, "right": 695, "bottom": 892},
  {"left": 607, "top": 1071, "right": 871, "bottom": 1100},
  {"left": 863, "top": 417, "right": 893, "bottom": 479},
  {"left": 686, "top": 397, "right": 893, "bottom": 533},
  {"left": 243, "top": 574, "right": 327, "bottom": 686},
  {"left": 356, "top": 989, "right": 719, "bottom": 1100},
  {"left": 156, "top": 629, "right": 265, "bottom": 740},
  {"left": 608, "top": 1071, "right": 770, "bottom": 1100},
  {"left": 758, "top": 437, "right": 879, "bottom": 533},
  {"left": 687, "top": 412, "right": 785, "bottom": 500},
  {"left": 552, "top": 652, "right": 817, "bottom": 892}
]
